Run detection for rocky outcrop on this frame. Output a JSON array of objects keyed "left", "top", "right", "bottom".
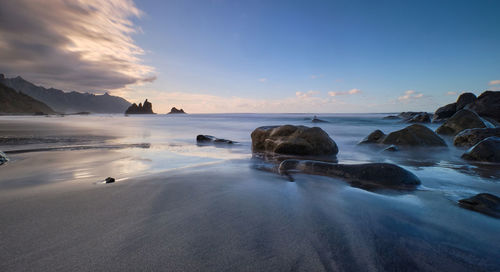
[
  {"left": 459, "top": 193, "right": 500, "bottom": 218},
  {"left": 407, "top": 112, "right": 431, "bottom": 123},
  {"left": 168, "top": 107, "right": 186, "bottom": 114},
  {"left": 125, "top": 99, "right": 155, "bottom": 114},
  {"left": 196, "top": 135, "right": 235, "bottom": 144},
  {"left": 251, "top": 125, "right": 338, "bottom": 156},
  {"left": 0, "top": 82, "right": 55, "bottom": 115},
  {"left": 311, "top": 116, "right": 329, "bottom": 123},
  {"left": 456, "top": 93, "right": 477, "bottom": 111},
  {"left": 0, "top": 151, "right": 8, "bottom": 165},
  {"left": 464, "top": 91, "right": 500, "bottom": 122},
  {"left": 382, "top": 124, "right": 446, "bottom": 147},
  {"left": 436, "top": 109, "right": 488, "bottom": 135},
  {"left": 359, "top": 129, "right": 386, "bottom": 144},
  {"left": 279, "top": 160, "right": 421, "bottom": 189},
  {"left": 461, "top": 136, "right": 500, "bottom": 162},
  {"left": 433, "top": 103, "right": 457, "bottom": 122},
  {"left": 453, "top": 128, "right": 500, "bottom": 147}
]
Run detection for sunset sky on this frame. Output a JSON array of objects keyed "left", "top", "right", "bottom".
[{"left": 1, "top": 0, "right": 499, "bottom": 113}]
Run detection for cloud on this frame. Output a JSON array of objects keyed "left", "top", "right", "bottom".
[
  {"left": 310, "top": 74, "right": 323, "bottom": 79},
  {"left": 446, "top": 91, "right": 457, "bottom": 95},
  {"left": 296, "top": 90, "right": 320, "bottom": 99},
  {"left": 489, "top": 80, "right": 500, "bottom": 85},
  {"left": 328, "top": 88, "right": 361, "bottom": 96},
  {"left": 397, "top": 90, "right": 424, "bottom": 102},
  {"left": 0, "top": 0, "right": 154, "bottom": 92},
  {"left": 258, "top": 78, "right": 267, "bottom": 83}
]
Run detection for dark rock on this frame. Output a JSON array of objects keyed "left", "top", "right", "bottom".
[
  {"left": 453, "top": 128, "right": 500, "bottom": 147},
  {"left": 196, "top": 135, "right": 235, "bottom": 144},
  {"left": 459, "top": 193, "right": 500, "bottom": 218},
  {"left": 0, "top": 82, "right": 55, "bottom": 115},
  {"left": 436, "top": 109, "right": 488, "bottom": 135},
  {"left": 125, "top": 99, "right": 155, "bottom": 114},
  {"left": 169, "top": 107, "right": 186, "bottom": 114},
  {"left": 383, "top": 145, "right": 399, "bottom": 152},
  {"left": 105, "top": 177, "right": 115, "bottom": 183},
  {"left": 279, "top": 160, "right": 421, "bottom": 189},
  {"left": 251, "top": 125, "right": 338, "bottom": 156},
  {"left": 359, "top": 129, "right": 386, "bottom": 144},
  {"left": 383, "top": 115, "right": 400, "bottom": 120},
  {"left": 0, "top": 151, "right": 8, "bottom": 165},
  {"left": 311, "top": 116, "right": 329, "bottom": 123},
  {"left": 433, "top": 102, "right": 457, "bottom": 122},
  {"left": 456, "top": 92, "right": 477, "bottom": 111},
  {"left": 464, "top": 91, "right": 500, "bottom": 122},
  {"left": 461, "top": 136, "right": 500, "bottom": 162},
  {"left": 407, "top": 112, "right": 431, "bottom": 123},
  {"left": 382, "top": 124, "right": 447, "bottom": 147}
]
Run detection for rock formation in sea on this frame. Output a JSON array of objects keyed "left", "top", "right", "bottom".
[
  {"left": 168, "top": 107, "right": 186, "bottom": 114},
  {"left": 360, "top": 124, "right": 446, "bottom": 147},
  {"left": 461, "top": 136, "right": 500, "bottom": 162},
  {"left": 459, "top": 193, "right": 500, "bottom": 218},
  {"left": 453, "top": 128, "right": 500, "bottom": 147},
  {"left": 436, "top": 109, "right": 489, "bottom": 135},
  {"left": 125, "top": 99, "right": 155, "bottom": 114},
  {"left": 196, "top": 135, "right": 235, "bottom": 144},
  {"left": 0, "top": 81, "right": 55, "bottom": 115},
  {"left": 432, "top": 91, "right": 500, "bottom": 123}
]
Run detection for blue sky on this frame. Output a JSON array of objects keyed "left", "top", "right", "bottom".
[{"left": 1, "top": 0, "right": 499, "bottom": 113}]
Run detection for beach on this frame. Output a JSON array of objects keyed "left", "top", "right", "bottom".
[{"left": 1, "top": 114, "right": 499, "bottom": 271}]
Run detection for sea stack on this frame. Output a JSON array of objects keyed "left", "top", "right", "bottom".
[
  {"left": 125, "top": 99, "right": 155, "bottom": 114},
  {"left": 168, "top": 107, "right": 186, "bottom": 114}
]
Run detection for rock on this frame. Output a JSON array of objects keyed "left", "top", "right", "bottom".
[
  {"left": 251, "top": 125, "right": 338, "bottom": 156},
  {"left": 383, "top": 115, "right": 400, "bottom": 120},
  {"left": 436, "top": 109, "right": 488, "bottom": 135},
  {"left": 196, "top": 135, "right": 235, "bottom": 144},
  {"left": 168, "top": 107, "right": 186, "bottom": 114},
  {"left": 279, "top": 160, "right": 421, "bottom": 189},
  {"left": 458, "top": 193, "right": 500, "bottom": 218},
  {"left": 125, "top": 99, "right": 155, "bottom": 114},
  {"left": 311, "top": 116, "right": 329, "bottom": 123},
  {"left": 359, "top": 129, "right": 386, "bottom": 144},
  {"left": 383, "top": 145, "right": 399, "bottom": 152},
  {"left": 461, "top": 136, "right": 500, "bottom": 162},
  {"left": 433, "top": 102, "right": 457, "bottom": 122},
  {"left": 0, "top": 151, "right": 9, "bottom": 165},
  {"left": 407, "top": 112, "right": 431, "bottom": 123},
  {"left": 456, "top": 92, "right": 477, "bottom": 111},
  {"left": 464, "top": 91, "right": 500, "bottom": 122},
  {"left": 453, "top": 128, "right": 500, "bottom": 147},
  {"left": 105, "top": 177, "right": 115, "bottom": 183},
  {"left": 382, "top": 124, "right": 447, "bottom": 147}
]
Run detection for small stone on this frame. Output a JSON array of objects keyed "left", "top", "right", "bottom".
[{"left": 105, "top": 177, "right": 115, "bottom": 184}]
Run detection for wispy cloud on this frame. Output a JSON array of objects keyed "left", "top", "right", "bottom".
[
  {"left": 295, "top": 90, "right": 320, "bottom": 98},
  {"left": 489, "top": 80, "right": 500, "bottom": 85},
  {"left": 0, "top": 0, "right": 154, "bottom": 92},
  {"left": 397, "top": 90, "right": 424, "bottom": 102},
  {"left": 446, "top": 91, "right": 457, "bottom": 95},
  {"left": 328, "top": 88, "right": 361, "bottom": 96},
  {"left": 310, "top": 74, "right": 323, "bottom": 79},
  {"left": 258, "top": 78, "right": 268, "bottom": 83}
]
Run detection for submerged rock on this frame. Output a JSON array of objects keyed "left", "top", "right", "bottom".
[
  {"left": 458, "top": 193, "right": 500, "bottom": 218},
  {"left": 382, "top": 124, "right": 446, "bottom": 147},
  {"left": 383, "top": 115, "right": 400, "bottom": 120},
  {"left": 359, "top": 129, "right": 386, "bottom": 144},
  {"left": 125, "top": 99, "right": 155, "bottom": 114},
  {"left": 433, "top": 102, "right": 457, "bottom": 122},
  {"left": 453, "top": 128, "right": 500, "bottom": 147},
  {"left": 464, "top": 91, "right": 500, "bottom": 122},
  {"left": 279, "top": 160, "right": 421, "bottom": 189},
  {"left": 196, "top": 135, "right": 235, "bottom": 144},
  {"left": 168, "top": 107, "right": 186, "bottom": 114},
  {"left": 0, "top": 151, "right": 8, "bottom": 165},
  {"left": 436, "top": 109, "right": 488, "bottom": 135},
  {"left": 456, "top": 92, "right": 477, "bottom": 111},
  {"left": 251, "top": 125, "right": 338, "bottom": 156},
  {"left": 461, "top": 136, "right": 500, "bottom": 162},
  {"left": 311, "top": 116, "right": 329, "bottom": 123},
  {"left": 105, "top": 177, "right": 115, "bottom": 184}
]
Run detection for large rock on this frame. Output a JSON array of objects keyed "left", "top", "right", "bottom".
[
  {"left": 436, "top": 109, "right": 488, "bottom": 135},
  {"left": 125, "top": 99, "right": 155, "bottom": 114},
  {"left": 168, "top": 107, "right": 186, "bottom": 114},
  {"left": 456, "top": 92, "right": 477, "bottom": 110},
  {"left": 251, "top": 125, "right": 338, "bottom": 156},
  {"left": 461, "top": 136, "right": 500, "bottom": 162},
  {"left": 453, "top": 128, "right": 500, "bottom": 147},
  {"left": 0, "top": 151, "right": 8, "bottom": 165},
  {"left": 465, "top": 91, "right": 500, "bottom": 122},
  {"left": 382, "top": 124, "right": 446, "bottom": 147},
  {"left": 459, "top": 193, "right": 500, "bottom": 218},
  {"left": 279, "top": 160, "right": 421, "bottom": 189},
  {"left": 359, "top": 129, "right": 386, "bottom": 144},
  {"left": 433, "top": 102, "right": 456, "bottom": 122}
]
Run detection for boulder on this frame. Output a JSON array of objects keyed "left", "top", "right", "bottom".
[
  {"left": 105, "top": 177, "right": 115, "bottom": 184},
  {"left": 196, "top": 135, "right": 235, "bottom": 144},
  {"left": 433, "top": 102, "right": 456, "bottom": 122},
  {"left": 458, "top": 193, "right": 500, "bottom": 218},
  {"left": 279, "top": 160, "right": 421, "bottom": 189},
  {"left": 251, "top": 125, "right": 338, "bottom": 156},
  {"left": 382, "top": 124, "right": 446, "bottom": 147},
  {"left": 169, "top": 107, "right": 186, "bottom": 114},
  {"left": 456, "top": 92, "right": 477, "bottom": 111},
  {"left": 0, "top": 151, "right": 8, "bottom": 165},
  {"left": 436, "top": 109, "right": 488, "bottom": 135},
  {"left": 359, "top": 129, "right": 386, "bottom": 144},
  {"left": 461, "top": 136, "right": 500, "bottom": 162},
  {"left": 464, "top": 91, "right": 500, "bottom": 122},
  {"left": 453, "top": 128, "right": 500, "bottom": 147},
  {"left": 407, "top": 112, "right": 431, "bottom": 123},
  {"left": 125, "top": 99, "right": 155, "bottom": 114}
]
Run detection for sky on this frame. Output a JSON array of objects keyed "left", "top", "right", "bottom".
[{"left": 0, "top": 0, "right": 499, "bottom": 113}]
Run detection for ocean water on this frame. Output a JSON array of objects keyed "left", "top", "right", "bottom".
[{"left": 0, "top": 114, "right": 499, "bottom": 271}]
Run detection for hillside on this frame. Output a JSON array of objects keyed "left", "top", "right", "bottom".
[
  {"left": 0, "top": 75, "right": 131, "bottom": 113},
  {"left": 0, "top": 82, "right": 55, "bottom": 114}
]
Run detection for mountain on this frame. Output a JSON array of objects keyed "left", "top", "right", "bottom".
[
  {"left": 0, "top": 74, "right": 131, "bottom": 113},
  {"left": 0, "top": 82, "right": 55, "bottom": 114}
]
